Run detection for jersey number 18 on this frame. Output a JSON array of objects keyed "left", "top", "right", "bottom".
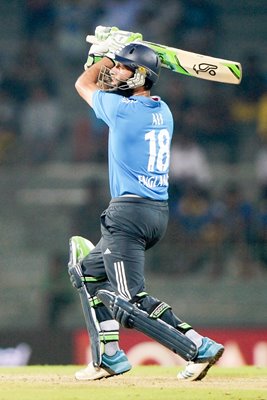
[{"left": 145, "top": 129, "right": 170, "bottom": 173}]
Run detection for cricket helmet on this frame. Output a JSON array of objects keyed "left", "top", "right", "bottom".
[{"left": 114, "top": 43, "right": 161, "bottom": 86}]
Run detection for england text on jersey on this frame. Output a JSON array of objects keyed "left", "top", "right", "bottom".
[{"left": 138, "top": 174, "right": 169, "bottom": 189}]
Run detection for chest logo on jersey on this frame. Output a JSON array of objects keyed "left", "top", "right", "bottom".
[{"left": 152, "top": 113, "right": 163, "bottom": 125}]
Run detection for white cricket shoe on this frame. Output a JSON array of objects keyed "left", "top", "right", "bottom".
[
  {"left": 75, "top": 350, "right": 131, "bottom": 381},
  {"left": 177, "top": 337, "right": 224, "bottom": 381},
  {"left": 177, "top": 360, "right": 210, "bottom": 381},
  {"left": 75, "top": 362, "right": 112, "bottom": 381}
]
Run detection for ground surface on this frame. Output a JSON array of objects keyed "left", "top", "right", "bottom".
[{"left": 0, "top": 366, "right": 266, "bottom": 400}]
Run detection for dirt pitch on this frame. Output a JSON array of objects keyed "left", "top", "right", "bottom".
[
  {"left": 0, "top": 366, "right": 267, "bottom": 400},
  {"left": 1, "top": 370, "right": 267, "bottom": 390}
]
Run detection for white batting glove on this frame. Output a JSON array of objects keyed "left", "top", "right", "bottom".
[
  {"left": 95, "top": 25, "right": 119, "bottom": 42},
  {"left": 84, "top": 43, "right": 110, "bottom": 70},
  {"left": 84, "top": 27, "right": 143, "bottom": 69},
  {"left": 84, "top": 27, "right": 119, "bottom": 69},
  {"left": 89, "top": 42, "right": 110, "bottom": 57},
  {"left": 106, "top": 30, "right": 143, "bottom": 59},
  {"left": 84, "top": 26, "right": 119, "bottom": 69}
]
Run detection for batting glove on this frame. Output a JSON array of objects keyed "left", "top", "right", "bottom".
[
  {"left": 106, "top": 29, "right": 143, "bottom": 59},
  {"left": 84, "top": 26, "right": 118, "bottom": 69},
  {"left": 84, "top": 27, "right": 143, "bottom": 69},
  {"left": 84, "top": 42, "right": 110, "bottom": 70},
  {"left": 95, "top": 25, "right": 119, "bottom": 42}
]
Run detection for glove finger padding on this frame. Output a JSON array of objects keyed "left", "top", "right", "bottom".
[
  {"left": 89, "top": 42, "right": 110, "bottom": 56},
  {"left": 106, "top": 30, "right": 143, "bottom": 58},
  {"left": 95, "top": 25, "right": 119, "bottom": 42}
]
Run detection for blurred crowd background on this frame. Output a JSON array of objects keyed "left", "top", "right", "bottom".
[{"left": 0, "top": 0, "right": 267, "bottom": 331}]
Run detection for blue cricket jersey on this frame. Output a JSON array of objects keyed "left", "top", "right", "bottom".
[{"left": 92, "top": 90, "right": 173, "bottom": 200}]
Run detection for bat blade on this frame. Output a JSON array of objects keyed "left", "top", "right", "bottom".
[
  {"left": 146, "top": 42, "right": 242, "bottom": 84},
  {"left": 86, "top": 35, "right": 242, "bottom": 84}
]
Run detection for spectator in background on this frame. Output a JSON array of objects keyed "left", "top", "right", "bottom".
[
  {"left": 167, "top": 184, "right": 213, "bottom": 274},
  {"left": 20, "top": 84, "right": 62, "bottom": 164},
  {"left": 169, "top": 132, "right": 212, "bottom": 206},
  {"left": 195, "top": 84, "right": 239, "bottom": 164},
  {"left": 201, "top": 210, "right": 227, "bottom": 279},
  {"left": 255, "top": 86, "right": 267, "bottom": 185},
  {"left": 255, "top": 187, "right": 267, "bottom": 272},
  {"left": 231, "top": 53, "right": 267, "bottom": 125},
  {"left": 162, "top": 77, "right": 193, "bottom": 131},
  {"left": 254, "top": 132, "right": 267, "bottom": 269},
  {"left": 257, "top": 89, "right": 267, "bottom": 141},
  {"left": 212, "top": 184, "right": 258, "bottom": 278}
]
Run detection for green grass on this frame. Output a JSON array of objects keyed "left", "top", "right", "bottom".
[{"left": 0, "top": 366, "right": 266, "bottom": 400}]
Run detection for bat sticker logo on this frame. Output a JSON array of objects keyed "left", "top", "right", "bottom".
[{"left": 193, "top": 63, "right": 218, "bottom": 76}]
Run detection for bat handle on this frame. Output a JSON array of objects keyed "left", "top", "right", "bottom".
[{"left": 86, "top": 35, "right": 99, "bottom": 44}]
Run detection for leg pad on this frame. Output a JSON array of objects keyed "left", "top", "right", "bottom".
[{"left": 97, "top": 290, "right": 197, "bottom": 361}]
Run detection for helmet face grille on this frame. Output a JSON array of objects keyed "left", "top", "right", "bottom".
[
  {"left": 98, "top": 66, "right": 113, "bottom": 90},
  {"left": 98, "top": 65, "right": 146, "bottom": 91}
]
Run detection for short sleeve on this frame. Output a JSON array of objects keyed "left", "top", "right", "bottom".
[{"left": 92, "top": 90, "right": 121, "bottom": 128}]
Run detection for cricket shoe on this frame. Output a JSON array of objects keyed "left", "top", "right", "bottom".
[
  {"left": 177, "top": 337, "right": 224, "bottom": 381},
  {"left": 75, "top": 350, "right": 132, "bottom": 381}
]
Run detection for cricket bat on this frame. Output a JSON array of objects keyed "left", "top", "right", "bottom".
[{"left": 86, "top": 35, "right": 242, "bottom": 85}]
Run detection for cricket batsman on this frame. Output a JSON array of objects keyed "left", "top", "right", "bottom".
[{"left": 68, "top": 26, "right": 224, "bottom": 381}]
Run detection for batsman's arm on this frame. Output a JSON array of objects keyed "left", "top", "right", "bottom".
[{"left": 75, "top": 57, "right": 114, "bottom": 107}]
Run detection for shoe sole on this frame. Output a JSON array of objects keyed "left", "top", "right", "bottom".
[
  {"left": 102, "top": 368, "right": 131, "bottom": 380},
  {"left": 194, "top": 346, "right": 224, "bottom": 381},
  {"left": 75, "top": 367, "right": 131, "bottom": 381}
]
